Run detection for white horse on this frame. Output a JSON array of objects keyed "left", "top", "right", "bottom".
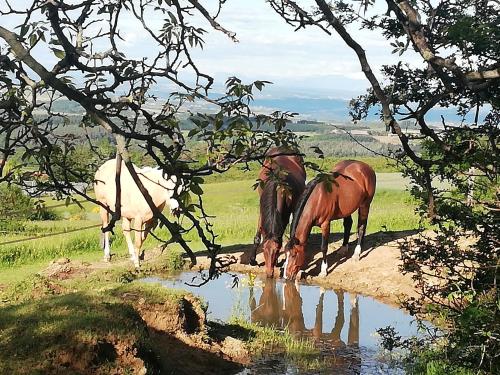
[{"left": 94, "top": 159, "right": 180, "bottom": 267}]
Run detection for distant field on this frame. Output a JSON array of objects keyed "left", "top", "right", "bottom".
[
  {"left": 203, "top": 156, "right": 399, "bottom": 183},
  {"left": 0, "top": 172, "right": 420, "bottom": 272}
]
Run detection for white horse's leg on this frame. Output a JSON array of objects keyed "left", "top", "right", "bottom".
[
  {"left": 122, "top": 218, "right": 139, "bottom": 267},
  {"left": 99, "top": 207, "right": 111, "bottom": 262},
  {"left": 103, "top": 231, "right": 111, "bottom": 261}
]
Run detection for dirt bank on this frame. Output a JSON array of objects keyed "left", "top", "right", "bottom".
[
  {"left": 194, "top": 230, "right": 420, "bottom": 307},
  {"left": 1, "top": 252, "right": 251, "bottom": 375}
]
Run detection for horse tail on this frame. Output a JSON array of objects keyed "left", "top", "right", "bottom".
[
  {"left": 289, "top": 177, "right": 321, "bottom": 240},
  {"left": 260, "top": 179, "right": 284, "bottom": 240}
]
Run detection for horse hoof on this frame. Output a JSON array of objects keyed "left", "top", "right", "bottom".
[{"left": 103, "top": 256, "right": 111, "bottom": 263}]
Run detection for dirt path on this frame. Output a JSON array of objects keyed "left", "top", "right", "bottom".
[{"left": 194, "top": 230, "right": 420, "bottom": 307}]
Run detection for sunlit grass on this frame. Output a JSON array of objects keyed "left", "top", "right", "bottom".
[
  {"left": 228, "top": 315, "right": 321, "bottom": 369},
  {"left": 0, "top": 173, "right": 420, "bottom": 270}
]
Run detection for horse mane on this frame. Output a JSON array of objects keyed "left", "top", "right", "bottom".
[
  {"left": 289, "top": 177, "right": 321, "bottom": 241},
  {"left": 260, "top": 179, "right": 285, "bottom": 241}
]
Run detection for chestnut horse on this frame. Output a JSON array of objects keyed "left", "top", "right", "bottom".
[
  {"left": 250, "top": 147, "right": 306, "bottom": 277},
  {"left": 283, "top": 160, "right": 376, "bottom": 280}
]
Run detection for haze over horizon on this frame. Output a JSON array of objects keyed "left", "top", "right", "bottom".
[{"left": 2, "top": 0, "right": 401, "bottom": 100}]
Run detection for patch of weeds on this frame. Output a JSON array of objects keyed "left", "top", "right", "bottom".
[
  {"left": 0, "top": 292, "right": 154, "bottom": 374},
  {"left": 228, "top": 316, "right": 321, "bottom": 370},
  {"left": 113, "top": 282, "right": 187, "bottom": 305},
  {"left": 0, "top": 274, "right": 65, "bottom": 304},
  {"left": 162, "top": 249, "right": 185, "bottom": 271}
]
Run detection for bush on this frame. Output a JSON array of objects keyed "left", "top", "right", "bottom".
[
  {"left": 28, "top": 207, "right": 61, "bottom": 221},
  {"left": 0, "top": 184, "right": 33, "bottom": 221}
]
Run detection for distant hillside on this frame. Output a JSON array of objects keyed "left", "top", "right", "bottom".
[
  {"left": 42, "top": 96, "right": 488, "bottom": 126},
  {"left": 251, "top": 96, "right": 488, "bottom": 125}
]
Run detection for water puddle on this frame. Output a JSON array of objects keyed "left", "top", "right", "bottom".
[{"left": 143, "top": 272, "right": 416, "bottom": 374}]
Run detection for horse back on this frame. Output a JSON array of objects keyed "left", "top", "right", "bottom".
[
  {"left": 94, "top": 159, "right": 168, "bottom": 221},
  {"left": 332, "top": 160, "right": 376, "bottom": 207}
]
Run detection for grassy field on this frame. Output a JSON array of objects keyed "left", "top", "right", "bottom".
[
  {"left": 203, "top": 156, "right": 399, "bottom": 183},
  {"left": 0, "top": 158, "right": 422, "bottom": 374},
  {"left": 0, "top": 171, "right": 420, "bottom": 278}
]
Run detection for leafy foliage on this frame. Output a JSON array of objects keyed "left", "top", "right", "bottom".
[
  {"left": 0, "top": 1, "right": 305, "bottom": 283},
  {"left": 268, "top": 0, "right": 499, "bottom": 372}
]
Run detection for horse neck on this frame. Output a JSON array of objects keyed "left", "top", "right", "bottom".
[
  {"left": 260, "top": 180, "right": 285, "bottom": 238},
  {"left": 290, "top": 177, "right": 320, "bottom": 242},
  {"left": 294, "top": 211, "right": 314, "bottom": 245},
  {"left": 144, "top": 169, "right": 177, "bottom": 202}
]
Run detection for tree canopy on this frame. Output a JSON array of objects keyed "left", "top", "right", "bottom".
[
  {"left": 268, "top": 0, "right": 499, "bottom": 371},
  {"left": 1, "top": 1, "right": 499, "bottom": 371}
]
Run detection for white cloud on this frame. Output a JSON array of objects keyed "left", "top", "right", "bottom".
[{"left": 0, "top": 0, "right": 411, "bottom": 98}]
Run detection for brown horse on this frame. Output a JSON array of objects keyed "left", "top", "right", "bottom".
[
  {"left": 251, "top": 147, "right": 306, "bottom": 278},
  {"left": 283, "top": 160, "right": 376, "bottom": 280}
]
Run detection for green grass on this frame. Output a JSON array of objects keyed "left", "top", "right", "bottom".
[
  {"left": 203, "top": 156, "right": 399, "bottom": 183},
  {"left": 0, "top": 172, "right": 420, "bottom": 272},
  {"left": 0, "top": 262, "right": 193, "bottom": 374},
  {"left": 227, "top": 315, "right": 323, "bottom": 371}
]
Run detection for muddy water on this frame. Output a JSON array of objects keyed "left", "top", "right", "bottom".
[{"left": 143, "top": 272, "right": 416, "bottom": 374}]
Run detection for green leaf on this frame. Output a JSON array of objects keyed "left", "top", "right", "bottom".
[
  {"left": 190, "top": 183, "right": 203, "bottom": 195},
  {"left": 29, "top": 34, "right": 37, "bottom": 47},
  {"left": 52, "top": 48, "right": 65, "bottom": 59}
]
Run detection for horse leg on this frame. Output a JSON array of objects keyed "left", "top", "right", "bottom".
[
  {"left": 313, "top": 286, "right": 325, "bottom": 338},
  {"left": 250, "top": 216, "right": 262, "bottom": 266},
  {"left": 319, "top": 221, "right": 330, "bottom": 277},
  {"left": 354, "top": 205, "right": 370, "bottom": 260},
  {"left": 340, "top": 216, "right": 353, "bottom": 254},
  {"left": 122, "top": 218, "right": 139, "bottom": 267},
  {"left": 99, "top": 207, "right": 111, "bottom": 262},
  {"left": 134, "top": 216, "right": 144, "bottom": 266}
]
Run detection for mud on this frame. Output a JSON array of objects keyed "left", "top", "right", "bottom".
[{"left": 194, "top": 230, "right": 420, "bottom": 307}]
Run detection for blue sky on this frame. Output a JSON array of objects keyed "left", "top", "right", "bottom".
[
  {"left": 1, "top": 0, "right": 408, "bottom": 99},
  {"left": 188, "top": 0, "right": 395, "bottom": 98}
]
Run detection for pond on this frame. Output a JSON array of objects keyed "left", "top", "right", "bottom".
[{"left": 142, "top": 271, "right": 418, "bottom": 374}]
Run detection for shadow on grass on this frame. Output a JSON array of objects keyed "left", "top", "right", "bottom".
[{"left": 0, "top": 291, "right": 244, "bottom": 375}]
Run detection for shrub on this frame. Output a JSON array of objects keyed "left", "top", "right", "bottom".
[{"left": 0, "top": 184, "right": 33, "bottom": 221}]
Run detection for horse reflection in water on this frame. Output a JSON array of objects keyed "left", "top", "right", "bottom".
[{"left": 249, "top": 280, "right": 361, "bottom": 373}]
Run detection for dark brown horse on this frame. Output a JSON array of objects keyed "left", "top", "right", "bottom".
[
  {"left": 251, "top": 147, "right": 306, "bottom": 278},
  {"left": 283, "top": 160, "right": 376, "bottom": 280}
]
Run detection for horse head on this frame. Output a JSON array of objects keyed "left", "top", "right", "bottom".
[
  {"left": 283, "top": 237, "right": 305, "bottom": 280},
  {"left": 262, "top": 236, "right": 282, "bottom": 278},
  {"left": 162, "top": 174, "right": 182, "bottom": 217}
]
